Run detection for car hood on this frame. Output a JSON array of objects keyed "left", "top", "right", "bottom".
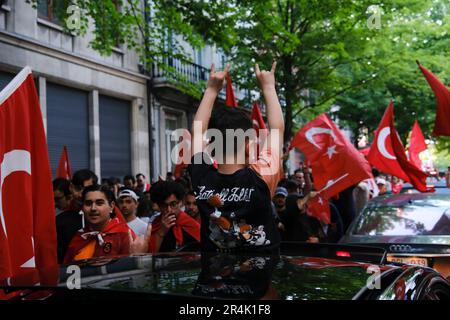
[{"left": 0, "top": 251, "right": 398, "bottom": 300}]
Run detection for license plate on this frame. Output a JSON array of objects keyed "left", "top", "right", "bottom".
[{"left": 387, "top": 256, "right": 428, "bottom": 267}]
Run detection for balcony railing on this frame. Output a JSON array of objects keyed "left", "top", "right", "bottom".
[
  {"left": 152, "top": 57, "right": 209, "bottom": 84},
  {"left": 151, "top": 56, "right": 260, "bottom": 109}
]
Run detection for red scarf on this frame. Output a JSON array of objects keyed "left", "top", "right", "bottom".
[
  {"left": 149, "top": 211, "right": 200, "bottom": 253},
  {"left": 64, "top": 217, "right": 130, "bottom": 263}
]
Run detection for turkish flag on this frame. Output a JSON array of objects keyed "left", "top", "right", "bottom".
[
  {"left": 0, "top": 67, "right": 57, "bottom": 281},
  {"left": 306, "top": 195, "right": 331, "bottom": 225},
  {"left": 389, "top": 113, "right": 431, "bottom": 193},
  {"left": 56, "top": 145, "right": 72, "bottom": 179},
  {"left": 225, "top": 74, "right": 238, "bottom": 107},
  {"left": 408, "top": 120, "right": 427, "bottom": 170},
  {"left": 417, "top": 62, "right": 450, "bottom": 136},
  {"left": 367, "top": 102, "right": 410, "bottom": 182},
  {"left": 290, "top": 113, "right": 372, "bottom": 199}
]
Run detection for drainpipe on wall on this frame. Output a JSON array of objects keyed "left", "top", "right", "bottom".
[{"left": 144, "top": 0, "right": 155, "bottom": 181}]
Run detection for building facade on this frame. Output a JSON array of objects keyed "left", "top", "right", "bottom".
[
  {"left": 1, "top": 0, "right": 149, "bottom": 182},
  {"left": 0, "top": 0, "right": 251, "bottom": 182}
]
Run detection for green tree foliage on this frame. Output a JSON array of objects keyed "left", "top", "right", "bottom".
[
  {"left": 334, "top": 0, "right": 450, "bottom": 152},
  {"left": 222, "top": 0, "right": 442, "bottom": 144},
  {"left": 28, "top": 1, "right": 449, "bottom": 154}
]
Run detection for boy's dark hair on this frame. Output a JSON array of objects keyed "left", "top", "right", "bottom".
[
  {"left": 150, "top": 181, "right": 186, "bottom": 205},
  {"left": 208, "top": 106, "right": 253, "bottom": 156},
  {"left": 53, "top": 178, "right": 71, "bottom": 196},
  {"left": 82, "top": 184, "right": 116, "bottom": 206},
  {"left": 72, "top": 169, "right": 98, "bottom": 188},
  {"left": 123, "top": 175, "right": 136, "bottom": 184},
  {"left": 294, "top": 169, "right": 303, "bottom": 175}
]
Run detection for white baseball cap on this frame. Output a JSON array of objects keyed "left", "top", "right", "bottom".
[{"left": 118, "top": 189, "right": 139, "bottom": 202}]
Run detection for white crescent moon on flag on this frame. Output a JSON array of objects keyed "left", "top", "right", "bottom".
[
  {"left": 305, "top": 127, "right": 337, "bottom": 149},
  {"left": 0, "top": 150, "right": 35, "bottom": 269},
  {"left": 377, "top": 127, "right": 396, "bottom": 160},
  {"left": 0, "top": 150, "right": 32, "bottom": 238},
  {"left": 252, "top": 119, "right": 260, "bottom": 129}
]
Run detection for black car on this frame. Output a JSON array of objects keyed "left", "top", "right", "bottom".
[
  {"left": 340, "top": 193, "right": 450, "bottom": 279},
  {"left": 1, "top": 243, "right": 449, "bottom": 301}
]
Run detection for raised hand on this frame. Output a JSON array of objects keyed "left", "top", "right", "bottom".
[
  {"left": 161, "top": 212, "right": 177, "bottom": 232},
  {"left": 255, "top": 62, "right": 277, "bottom": 90},
  {"left": 207, "top": 63, "right": 229, "bottom": 93},
  {"left": 129, "top": 223, "right": 152, "bottom": 254}
]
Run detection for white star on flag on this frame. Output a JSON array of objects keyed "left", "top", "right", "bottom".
[{"left": 326, "top": 145, "right": 338, "bottom": 159}]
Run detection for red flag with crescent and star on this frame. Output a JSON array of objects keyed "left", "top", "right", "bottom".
[
  {"left": 367, "top": 101, "right": 410, "bottom": 182},
  {"left": 56, "top": 145, "right": 72, "bottom": 180},
  {"left": 290, "top": 113, "right": 372, "bottom": 199},
  {"left": 306, "top": 194, "right": 331, "bottom": 225},
  {"left": 0, "top": 67, "right": 57, "bottom": 281}
]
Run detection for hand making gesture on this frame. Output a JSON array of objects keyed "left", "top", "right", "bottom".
[
  {"left": 207, "top": 64, "right": 230, "bottom": 94},
  {"left": 255, "top": 62, "right": 277, "bottom": 90}
]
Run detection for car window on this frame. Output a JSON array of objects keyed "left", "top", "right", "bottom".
[{"left": 353, "top": 200, "right": 450, "bottom": 237}]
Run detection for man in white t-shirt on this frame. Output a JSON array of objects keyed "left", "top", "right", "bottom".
[{"left": 118, "top": 189, "right": 148, "bottom": 236}]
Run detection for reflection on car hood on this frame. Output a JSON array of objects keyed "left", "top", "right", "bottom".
[{"left": 0, "top": 252, "right": 399, "bottom": 300}]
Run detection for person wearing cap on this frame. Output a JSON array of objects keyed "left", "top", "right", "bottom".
[
  {"left": 117, "top": 188, "right": 148, "bottom": 236},
  {"left": 376, "top": 177, "right": 388, "bottom": 195},
  {"left": 273, "top": 187, "right": 288, "bottom": 239}
]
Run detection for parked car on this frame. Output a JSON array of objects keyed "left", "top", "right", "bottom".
[
  {"left": 1, "top": 243, "right": 449, "bottom": 300},
  {"left": 340, "top": 193, "right": 450, "bottom": 279},
  {"left": 400, "top": 179, "right": 450, "bottom": 195}
]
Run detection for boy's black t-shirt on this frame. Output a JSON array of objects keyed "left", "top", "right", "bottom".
[{"left": 188, "top": 153, "right": 281, "bottom": 253}]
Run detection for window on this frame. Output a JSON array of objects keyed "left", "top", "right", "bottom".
[{"left": 37, "top": 0, "right": 68, "bottom": 25}]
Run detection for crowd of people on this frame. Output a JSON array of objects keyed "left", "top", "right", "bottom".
[
  {"left": 53, "top": 163, "right": 401, "bottom": 264},
  {"left": 52, "top": 62, "right": 445, "bottom": 266}
]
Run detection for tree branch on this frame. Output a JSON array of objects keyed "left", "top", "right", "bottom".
[{"left": 291, "top": 61, "right": 398, "bottom": 119}]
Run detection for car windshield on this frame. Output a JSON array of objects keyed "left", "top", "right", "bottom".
[{"left": 353, "top": 198, "right": 450, "bottom": 237}]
